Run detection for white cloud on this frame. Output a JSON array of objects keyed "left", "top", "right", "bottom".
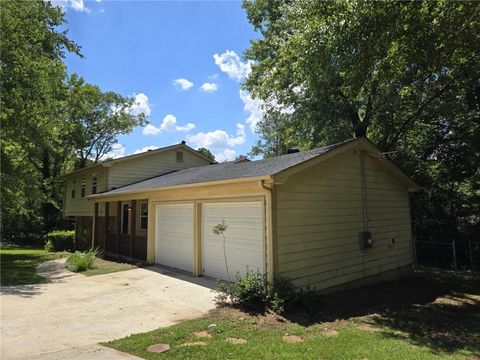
[
  {"left": 215, "top": 149, "right": 237, "bottom": 162},
  {"left": 129, "top": 93, "right": 152, "bottom": 117},
  {"left": 213, "top": 50, "right": 252, "bottom": 82},
  {"left": 142, "top": 114, "right": 195, "bottom": 135},
  {"left": 239, "top": 90, "right": 264, "bottom": 132},
  {"left": 160, "top": 114, "right": 195, "bottom": 132},
  {"left": 101, "top": 143, "right": 125, "bottom": 160},
  {"left": 208, "top": 73, "right": 219, "bottom": 80},
  {"left": 187, "top": 123, "right": 245, "bottom": 150},
  {"left": 200, "top": 82, "right": 218, "bottom": 93},
  {"left": 213, "top": 50, "right": 263, "bottom": 132},
  {"left": 133, "top": 145, "right": 159, "bottom": 154},
  {"left": 51, "top": 0, "right": 90, "bottom": 13},
  {"left": 173, "top": 78, "right": 194, "bottom": 91},
  {"left": 142, "top": 124, "right": 161, "bottom": 136}
]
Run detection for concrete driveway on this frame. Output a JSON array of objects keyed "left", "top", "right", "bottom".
[{"left": 0, "top": 260, "right": 216, "bottom": 360}]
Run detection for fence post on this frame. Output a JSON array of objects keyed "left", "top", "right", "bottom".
[
  {"left": 452, "top": 239, "right": 458, "bottom": 272},
  {"left": 468, "top": 240, "right": 475, "bottom": 280},
  {"left": 412, "top": 236, "right": 418, "bottom": 269}
]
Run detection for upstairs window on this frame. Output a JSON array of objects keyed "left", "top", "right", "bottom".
[
  {"left": 71, "top": 180, "right": 76, "bottom": 199},
  {"left": 81, "top": 177, "right": 86, "bottom": 197},
  {"left": 92, "top": 174, "right": 97, "bottom": 194},
  {"left": 140, "top": 202, "right": 148, "bottom": 230},
  {"left": 176, "top": 151, "right": 183, "bottom": 163}
]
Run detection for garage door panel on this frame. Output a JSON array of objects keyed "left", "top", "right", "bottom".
[
  {"left": 156, "top": 203, "right": 194, "bottom": 272},
  {"left": 202, "top": 202, "right": 264, "bottom": 281}
]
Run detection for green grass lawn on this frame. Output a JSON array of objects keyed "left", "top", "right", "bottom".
[
  {"left": 105, "top": 273, "right": 480, "bottom": 360},
  {"left": 0, "top": 246, "right": 68, "bottom": 286},
  {"left": 81, "top": 257, "right": 136, "bottom": 276}
]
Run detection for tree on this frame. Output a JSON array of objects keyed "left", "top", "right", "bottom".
[
  {"left": 1, "top": 0, "right": 80, "bottom": 238},
  {"left": 197, "top": 147, "right": 216, "bottom": 161},
  {"left": 0, "top": 1, "right": 150, "bottom": 239},
  {"left": 66, "top": 75, "right": 148, "bottom": 169},
  {"left": 243, "top": 0, "right": 479, "bottom": 150},
  {"left": 242, "top": 0, "right": 480, "bottom": 261}
]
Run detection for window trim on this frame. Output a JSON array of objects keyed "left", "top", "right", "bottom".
[
  {"left": 139, "top": 201, "right": 148, "bottom": 231},
  {"left": 71, "top": 180, "right": 76, "bottom": 199},
  {"left": 121, "top": 202, "right": 130, "bottom": 235},
  {"left": 176, "top": 151, "right": 184, "bottom": 163},
  {"left": 92, "top": 174, "right": 97, "bottom": 195},
  {"left": 81, "top": 177, "right": 86, "bottom": 198}
]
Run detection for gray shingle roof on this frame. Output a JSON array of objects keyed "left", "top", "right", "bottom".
[{"left": 93, "top": 139, "right": 355, "bottom": 197}]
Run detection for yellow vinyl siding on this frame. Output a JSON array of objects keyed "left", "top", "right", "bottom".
[
  {"left": 275, "top": 149, "right": 413, "bottom": 290},
  {"left": 108, "top": 149, "right": 210, "bottom": 189},
  {"left": 64, "top": 168, "right": 107, "bottom": 217}
]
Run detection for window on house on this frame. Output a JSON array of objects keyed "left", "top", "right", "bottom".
[
  {"left": 121, "top": 203, "right": 130, "bottom": 234},
  {"left": 176, "top": 151, "right": 184, "bottom": 163},
  {"left": 140, "top": 202, "right": 148, "bottom": 230},
  {"left": 81, "top": 177, "right": 86, "bottom": 197},
  {"left": 92, "top": 174, "right": 97, "bottom": 194},
  {"left": 71, "top": 180, "right": 76, "bottom": 199}
]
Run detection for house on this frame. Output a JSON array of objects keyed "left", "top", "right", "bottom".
[
  {"left": 63, "top": 143, "right": 215, "bottom": 251},
  {"left": 82, "top": 137, "right": 419, "bottom": 292}
]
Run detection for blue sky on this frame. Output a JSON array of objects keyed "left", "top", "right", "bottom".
[{"left": 55, "top": 0, "right": 262, "bottom": 161}]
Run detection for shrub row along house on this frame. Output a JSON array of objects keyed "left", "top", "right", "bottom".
[{"left": 63, "top": 138, "right": 419, "bottom": 291}]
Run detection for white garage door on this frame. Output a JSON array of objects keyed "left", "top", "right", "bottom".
[
  {"left": 155, "top": 203, "right": 194, "bottom": 272},
  {"left": 202, "top": 202, "right": 264, "bottom": 281}
]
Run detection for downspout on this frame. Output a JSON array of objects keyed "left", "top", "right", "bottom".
[
  {"left": 261, "top": 179, "right": 275, "bottom": 287},
  {"left": 360, "top": 151, "right": 369, "bottom": 233},
  {"left": 360, "top": 151, "right": 368, "bottom": 283}
]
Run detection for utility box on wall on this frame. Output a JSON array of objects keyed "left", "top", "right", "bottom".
[{"left": 359, "top": 231, "right": 373, "bottom": 250}]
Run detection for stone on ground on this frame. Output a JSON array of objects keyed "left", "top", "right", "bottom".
[{"left": 147, "top": 343, "right": 170, "bottom": 353}]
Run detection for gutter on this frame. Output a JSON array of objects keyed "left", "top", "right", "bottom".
[{"left": 87, "top": 175, "right": 272, "bottom": 201}]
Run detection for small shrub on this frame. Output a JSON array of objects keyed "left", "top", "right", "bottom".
[
  {"left": 66, "top": 248, "right": 99, "bottom": 272},
  {"left": 216, "top": 268, "right": 268, "bottom": 310},
  {"left": 215, "top": 270, "right": 319, "bottom": 314},
  {"left": 44, "top": 239, "right": 54, "bottom": 252},
  {"left": 45, "top": 230, "right": 75, "bottom": 251}
]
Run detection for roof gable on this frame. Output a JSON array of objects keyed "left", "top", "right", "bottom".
[
  {"left": 63, "top": 143, "right": 215, "bottom": 178},
  {"left": 89, "top": 137, "right": 419, "bottom": 199}
]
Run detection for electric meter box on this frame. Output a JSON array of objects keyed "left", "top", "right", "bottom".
[{"left": 359, "top": 231, "right": 373, "bottom": 250}]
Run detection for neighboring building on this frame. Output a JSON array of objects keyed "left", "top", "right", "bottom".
[
  {"left": 84, "top": 137, "right": 419, "bottom": 292},
  {"left": 63, "top": 143, "right": 215, "bottom": 250}
]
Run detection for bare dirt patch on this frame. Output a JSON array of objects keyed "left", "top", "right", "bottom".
[
  {"left": 194, "top": 331, "right": 212, "bottom": 338},
  {"left": 180, "top": 341, "right": 207, "bottom": 347},
  {"left": 282, "top": 335, "right": 304, "bottom": 343},
  {"left": 226, "top": 337, "right": 248, "bottom": 345},
  {"left": 321, "top": 328, "right": 339, "bottom": 337}
]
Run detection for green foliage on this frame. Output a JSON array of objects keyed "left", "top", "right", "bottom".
[
  {"left": 242, "top": 0, "right": 480, "bottom": 257},
  {"left": 212, "top": 220, "right": 228, "bottom": 235},
  {"left": 66, "top": 74, "right": 148, "bottom": 168},
  {"left": 197, "top": 147, "right": 216, "bottom": 161},
  {"left": 44, "top": 239, "right": 54, "bottom": 253},
  {"left": 1, "top": 1, "right": 149, "bottom": 240},
  {"left": 215, "top": 269, "right": 312, "bottom": 314},
  {"left": 45, "top": 230, "right": 75, "bottom": 251},
  {"left": 66, "top": 248, "right": 99, "bottom": 272},
  {"left": 216, "top": 268, "right": 268, "bottom": 310}
]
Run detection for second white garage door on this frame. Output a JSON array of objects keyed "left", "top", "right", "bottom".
[
  {"left": 155, "top": 203, "right": 194, "bottom": 273},
  {"left": 202, "top": 202, "right": 264, "bottom": 281}
]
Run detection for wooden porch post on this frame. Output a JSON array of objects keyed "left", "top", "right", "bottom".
[
  {"left": 92, "top": 202, "right": 99, "bottom": 249},
  {"left": 104, "top": 202, "right": 109, "bottom": 254},
  {"left": 130, "top": 200, "right": 136, "bottom": 258},
  {"left": 116, "top": 201, "right": 121, "bottom": 254}
]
